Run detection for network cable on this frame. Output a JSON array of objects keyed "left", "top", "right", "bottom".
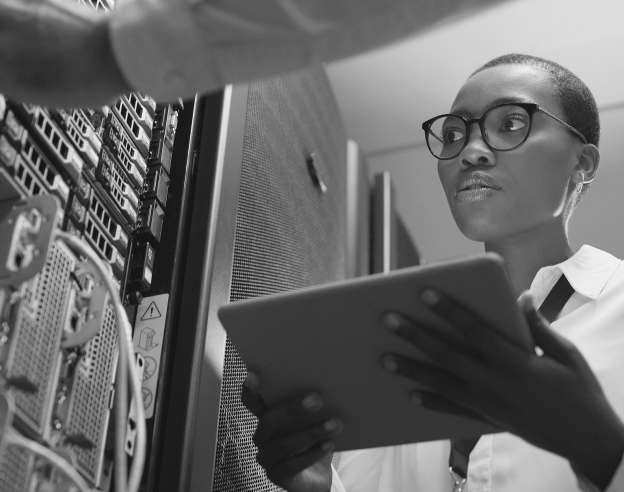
[
  {"left": 6, "top": 426, "right": 93, "bottom": 492},
  {"left": 56, "top": 231, "right": 146, "bottom": 492}
]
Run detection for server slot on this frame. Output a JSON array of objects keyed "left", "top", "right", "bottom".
[
  {"left": 112, "top": 99, "right": 150, "bottom": 157},
  {"left": 124, "top": 93, "right": 154, "bottom": 135}
]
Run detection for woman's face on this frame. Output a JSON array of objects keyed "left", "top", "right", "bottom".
[{"left": 437, "top": 64, "right": 582, "bottom": 243}]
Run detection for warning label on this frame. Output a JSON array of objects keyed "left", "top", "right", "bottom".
[
  {"left": 140, "top": 301, "right": 162, "bottom": 321},
  {"left": 133, "top": 294, "right": 168, "bottom": 419}
]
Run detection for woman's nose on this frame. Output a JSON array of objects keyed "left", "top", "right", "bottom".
[{"left": 459, "top": 123, "right": 495, "bottom": 170}]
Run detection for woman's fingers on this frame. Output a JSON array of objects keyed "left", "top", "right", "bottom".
[
  {"left": 241, "top": 371, "right": 268, "bottom": 417},
  {"left": 380, "top": 311, "right": 486, "bottom": 378},
  {"left": 381, "top": 311, "right": 479, "bottom": 362},
  {"left": 256, "top": 417, "right": 342, "bottom": 468},
  {"left": 383, "top": 288, "right": 532, "bottom": 375},
  {"left": 264, "top": 441, "right": 335, "bottom": 487},
  {"left": 410, "top": 390, "right": 496, "bottom": 426},
  {"left": 419, "top": 288, "right": 507, "bottom": 352},
  {"left": 380, "top": 353, "right": 467, "bottom": 399},
  {"left": 253, "top": 392, "right": 326, "bottom": 446},
  {"left": 380, "top": 353, "right": 510, "bottom": 425},
  {"left": 240, "top": 372, "right": 337, "bottom": 487}
]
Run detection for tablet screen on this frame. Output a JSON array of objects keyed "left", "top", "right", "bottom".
[{"left": 219, "top": 253, "right": 530, "bottom": 450}]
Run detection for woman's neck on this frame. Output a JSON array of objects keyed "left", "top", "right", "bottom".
[{"left": 484, "top": 221, "right": 574, "bottom": 297}]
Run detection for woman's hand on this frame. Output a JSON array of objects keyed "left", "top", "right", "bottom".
[
  {"left": 241, "top": 372, "right": 342, "bottom": 492},
  {"left": 380, "top": 289, "right": 624, "bottom": 490}
]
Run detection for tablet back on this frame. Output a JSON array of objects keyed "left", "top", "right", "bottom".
[{"left": 219, "top": 253, "right": 532, "bottom": 451}]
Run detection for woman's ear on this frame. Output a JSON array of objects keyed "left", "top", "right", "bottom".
[{"left": 575, "top": 144, "right": 600, "bottom": 183}]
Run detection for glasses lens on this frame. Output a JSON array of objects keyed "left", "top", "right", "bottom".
[
  {"left": 483, "top": 104, "right": 531, "bottom": 150},
  {"left": 426, "top": 115, "right": 466, "bottom": 159}
]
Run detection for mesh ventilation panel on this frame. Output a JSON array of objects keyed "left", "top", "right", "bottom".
[
  {"left": 65, "top": 302, "right": 118, "bottom": 486},
  {"left": 213, "top": 67, "right": 347, "bottom": 491},
  {"left": 0, "top": 443, "right": 33, "bottom": 492},
  {"left": 8, "top": 241, "right": 74, "bottom": 436}
]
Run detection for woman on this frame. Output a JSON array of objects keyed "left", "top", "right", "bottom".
[{"left": 242, "top": 54, "right": 624, "bottom": 492}]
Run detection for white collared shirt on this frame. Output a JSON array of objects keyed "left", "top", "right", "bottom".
[
  {"left": 107, "top": 0, "right": 501, "bottom": 102},
  {"left": 332, "top": 245, "right": 624, "bottom": 492}
]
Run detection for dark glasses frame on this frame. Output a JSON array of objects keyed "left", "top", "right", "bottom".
[{"left": 421, "top": 102, "right": 588, "bottom": 160}]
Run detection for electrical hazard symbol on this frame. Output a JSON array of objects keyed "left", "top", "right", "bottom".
[
  {"left": 133, "top": 293, "right": 168, "bottom": 419},
  {"left": 140, "top": 302, "right": 162, "bottom": 321}
]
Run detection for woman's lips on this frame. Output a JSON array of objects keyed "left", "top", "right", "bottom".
[
  {"left": 456, "top": 187, "right": 500, "bottom": 202},
  {"left": 455, "top": 172, "right": 502, "bottom": 202}
]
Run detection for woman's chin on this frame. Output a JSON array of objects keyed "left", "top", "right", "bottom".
[{"left": 454, "top": 217, "right": 505, "bottom": 243}]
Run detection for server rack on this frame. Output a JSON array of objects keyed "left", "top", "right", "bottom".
[
  {"left": 1, "top": 49, "right": 419, "bottom": 492},
  {"left": 0, "top": 0, "right": 198, "bottom": 479}
]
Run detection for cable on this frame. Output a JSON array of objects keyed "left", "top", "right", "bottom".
[
  {"left": 55, "top": 231, "right": 146, "bottom": 492},
  {"left": 7, "top": 428, "right": 93, "bottom": 492}
]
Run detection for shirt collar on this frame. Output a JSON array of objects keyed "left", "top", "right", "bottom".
[{"left": 530, "top": 245, "right": 621, "bottom": 301}]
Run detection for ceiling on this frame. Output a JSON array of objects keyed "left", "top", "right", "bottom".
[
  {"left": 324, "top": 0, "right": 624, "bottom": 262},
  {"left": 326, "top": 0, "right": 624, "bottom": 157}
]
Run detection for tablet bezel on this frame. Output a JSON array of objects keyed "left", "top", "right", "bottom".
[{"left": 218, "top": 253, "right": 531, "bottom": 450}]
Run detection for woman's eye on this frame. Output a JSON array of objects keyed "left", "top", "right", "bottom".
[
  {"left": 500, "top": 115, "right": 528, "bottom": 132},
  {"left": 442, "top": 128, "right": 465, "bottom": 144}
]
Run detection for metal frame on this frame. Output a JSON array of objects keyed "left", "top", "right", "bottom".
[
  {"left": 151, "top": 83, "right": 249, "bottom": 492},
  {"left": 187, "top": 82, "right": 249, "bottom": 491},
  {"left": 345, "top": 139, "right": 371, "bottom": 278},
  {"left": 371, "top": 171, "right": 397, "bottom": 274}
]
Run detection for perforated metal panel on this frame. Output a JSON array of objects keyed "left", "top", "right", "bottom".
[
  {"left": 7, "top": 241, "right": 74, "bottom": 436},
  {"left": 213, "top": 67, "right": 347, "bottom": 491},
  {"left": 0, "top": 443, "right": 33, "bottom": 492},
  {"left": 64, "top": 302, "right": 117, "bottom": 486}
]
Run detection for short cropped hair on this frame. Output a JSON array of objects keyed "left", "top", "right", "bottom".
[
  {"left": 471, "top": 54, "right": 599, "bottom": 207},
  {"left": 471, "top": 54, "right": 600, "bottom": 148}
]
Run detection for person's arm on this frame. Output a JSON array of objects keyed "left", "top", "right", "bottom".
[
  {"left": 379, "top": 291, "right": 624, "bottom": 490},
  {"left": 0, "top": 0, "right": 130, "bottom": 107},
  {"left": 2, "top": 0, "right": 505, "bottom": 107}
]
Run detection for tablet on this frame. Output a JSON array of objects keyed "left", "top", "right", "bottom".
[{"left": 218, "top": 253, "right": 532, "bottom": 451}]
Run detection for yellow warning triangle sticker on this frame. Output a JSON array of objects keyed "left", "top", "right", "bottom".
[{"left": 141, "top": 301, "right": 162, "bottom": 321}]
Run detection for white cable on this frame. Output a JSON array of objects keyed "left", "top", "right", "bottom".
[
  {"left": 56, "top": 231, "right": 146, "bottom": 492},
  {"left": 7, "top": 428, "right": 93, "bottom": 492}
]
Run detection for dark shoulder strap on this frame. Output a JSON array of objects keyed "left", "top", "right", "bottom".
[{"left": 448, "top": 273, "right": 575, "bottom": 482}]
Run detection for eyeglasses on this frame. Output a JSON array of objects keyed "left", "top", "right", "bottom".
[{"left": 421, "top": 103, "right": 587, "bottom": 160}]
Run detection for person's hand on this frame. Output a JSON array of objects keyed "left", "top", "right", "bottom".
[
  {"left": 0, "top": 0, "right": 130, "bottom": 107},
  {"left": 379, "top": 289, "right": 624, "bottom": 490},
  {"left": 241, "top": 372, "right": 342, "bottom": 492}
]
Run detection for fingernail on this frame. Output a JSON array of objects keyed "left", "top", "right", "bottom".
[
  {"left": 381, "top": 355, "right": 398, "bottom": 372},
  {"left": 302, "top": 393, "right": 322, "bottom": 411},
  {"left": 321, "top": 441, "right": 334, "bottom": 452},
  {"left": 410, "top": 392, "right": 423, "bottom": 406},
  {"left": 381, "top": 312, "right": 402, "bottom": 331},
  {"left": 421, "top": 288, "right": 440, "bottom": 306},
  {"left": 323, "top": 419, "right": 340, "bottom": 432}
]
